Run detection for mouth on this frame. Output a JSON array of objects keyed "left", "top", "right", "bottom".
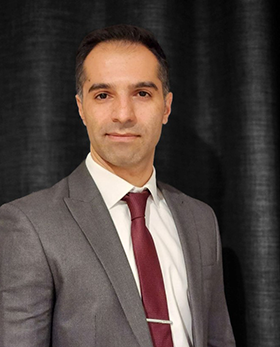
[{"left": 106, "top": 133, "right": 140, "bottom": 142}]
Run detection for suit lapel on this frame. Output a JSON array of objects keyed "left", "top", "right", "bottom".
[
  {"left": 158, "top": 182, "right": 204, "bottom": 347},
  {"left": 64, "top": 163, "right": 153, "bottom": 347}
]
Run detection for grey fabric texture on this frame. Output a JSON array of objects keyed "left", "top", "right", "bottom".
[{"left": 0, "top": 162, "right": 235, "bottom": 346}]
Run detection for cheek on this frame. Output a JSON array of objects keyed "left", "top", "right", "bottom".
[
  {"left": 83, "top": 107, "right": 106, "bottom": 130},
  {"left": 136, "top": 102, "right": 165, "bottom": 123},
  {"left": 144, "top": 117, "right": 164, "bottom": 144}
]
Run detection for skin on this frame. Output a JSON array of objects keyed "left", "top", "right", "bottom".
[{"left": 76, "top": 41, "right": 173, "bottom": 187}]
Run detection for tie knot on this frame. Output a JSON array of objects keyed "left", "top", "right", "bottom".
[{"left": 122, "top": 190, "right": 150, "bottom": 220}]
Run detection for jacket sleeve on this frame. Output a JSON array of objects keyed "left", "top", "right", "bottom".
[
  {"left": 0, "top": 202, "right": 53, "bottom": 347},
  {"left": 207, "top": 209, "right": 236, "bottom": 347}
]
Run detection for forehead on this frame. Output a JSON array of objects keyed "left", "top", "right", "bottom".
[{"left": 83, "top": 41, "right": 160, "bottom": 83}]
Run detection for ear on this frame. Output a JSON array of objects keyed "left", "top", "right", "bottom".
[
  {"left": 162, "top": 92, "right": 173, "bottom": 125},
  {"left": 75, "top": 94, "right": 87, "bottom": 126}
]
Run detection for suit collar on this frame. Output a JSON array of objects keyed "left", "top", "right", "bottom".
[
  {"left": 65, "top": 161, "right": 98, "bottom": 202},
  {"left": 158, "top": 181, "right": 204, "bottom": 347},
  {"left": 64, "top": 163, "right": 204, "bottom": 346},
  {"left": 64, "top": 162, "right": 153, "bottom": 347}
]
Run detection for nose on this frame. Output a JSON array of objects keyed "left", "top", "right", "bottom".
[{"left": 111, "top": 96, "right": 136, "bottom": 124}]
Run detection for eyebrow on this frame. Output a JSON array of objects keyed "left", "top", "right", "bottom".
[
  {"left": 134, "top": 82, "right": 158, "bottom": 91},
  {"left": 88, "top": 83, "right": 111, "bottom": 94},
  {"left": 88, "top": 81, "right": 159, "bottom": 94}
]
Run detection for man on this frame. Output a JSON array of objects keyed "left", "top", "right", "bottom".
[{"left": 0, "top": 24, "right": 235, "bottom": 346}]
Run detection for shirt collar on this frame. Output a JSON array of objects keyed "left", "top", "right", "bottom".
[{"left": 85, "top": 153, "right": 160, "bottom": 209}]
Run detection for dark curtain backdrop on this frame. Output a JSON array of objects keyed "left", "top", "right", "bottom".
[{"left": 0, "top": 1, "right": 279, "bottom": 346}]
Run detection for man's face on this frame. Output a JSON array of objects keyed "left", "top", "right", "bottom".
[{"left": 76, "top": 41, "right": 172, "bottom": 175}]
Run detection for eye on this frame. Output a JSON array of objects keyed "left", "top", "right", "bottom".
[
  {"left": 96, "top": 93, "right": 108, "bottom": 100},
  {"left": 138, "top": 91, "right": 150, "bottom": 97}
]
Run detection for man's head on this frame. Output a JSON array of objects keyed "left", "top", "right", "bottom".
[
  {"left": 76, "top": 24, "right": 170, "bottom": 98},
  {"left": 75, "top": 25, "right": 173, "bottom": 186}
]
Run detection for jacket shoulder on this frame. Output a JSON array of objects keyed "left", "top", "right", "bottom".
[
  {"left": 1, "top": 175, "right": 69, "bottom": 213},
  {"left": 0, "top": 162, "right": 90, "bottom": 212},
  {"left": 158, "top": 181, "right": 215, "bottom": 216}
]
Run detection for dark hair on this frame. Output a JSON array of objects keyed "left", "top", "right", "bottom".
[{"left": 75, "top": 24, "right": 170, "bottom": 97}]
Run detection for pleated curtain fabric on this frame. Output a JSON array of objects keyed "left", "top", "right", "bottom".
[{"left": 0, "top": 1, "right": 279, "bottom": 346}]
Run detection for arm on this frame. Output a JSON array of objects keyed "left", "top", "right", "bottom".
[
  {"left": 207, "top": 210, "right": 236, "bottom": 347},
  {"left": 0, "top": 203, "right": 54, "bottom": 347}
]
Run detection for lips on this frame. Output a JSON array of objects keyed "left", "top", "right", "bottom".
[
  {"left": 107, "top": 132, "right": 138, "bottom": 137},
  {"left": 106, "top": 133, "right": 140, "bottom": 142}
]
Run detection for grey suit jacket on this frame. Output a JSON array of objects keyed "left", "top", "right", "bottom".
[{"left": 0, "top": 162, "right": 235, "bottom": 347}]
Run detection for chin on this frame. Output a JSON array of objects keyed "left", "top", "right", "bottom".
[{"left": 108, "top": 155, "right": 142, "bottom": 169}]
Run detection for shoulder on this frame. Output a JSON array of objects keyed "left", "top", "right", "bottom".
[
  {"left": 1, "top": 161, "right": 91, "bottom": 207},
  {"left": 0, "top": 181, "right": 68, "bottom": 244},
  {"left": 0, "top": 164, "right": 88, "bottom": 253},
  {"left": 158, "top": 181, "right": 216, "bottom": 219},
  {"left": 0, "top": 162, "right": 87, "bottom": 219},
  {"left": 1, "top": 175, "right": 68, "bottom": 216},
  {"left": 158, "top": 181, "right": 219, "bottom": 243},
  {"left": 158, "top": 181, "right": 221, "bottom": 264}
]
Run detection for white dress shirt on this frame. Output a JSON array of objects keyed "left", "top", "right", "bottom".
[{"left": 85, "top": 153, "right": 193, "bottom": 346}]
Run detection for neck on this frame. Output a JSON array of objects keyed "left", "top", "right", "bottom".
[
  {"left": 111, "top": 166, "right": 153, "bottom": 187},
  {"left": 90, "top": 153, "right": 154, "bottom": 187}
]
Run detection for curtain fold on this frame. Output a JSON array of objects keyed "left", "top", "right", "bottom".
[{"left": 0, "top": 1, "right": 279, "bottom": 346}]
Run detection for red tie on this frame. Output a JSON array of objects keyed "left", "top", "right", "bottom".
[{"left": 123, "top": 190, "right": 173, "bottom": 347}]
